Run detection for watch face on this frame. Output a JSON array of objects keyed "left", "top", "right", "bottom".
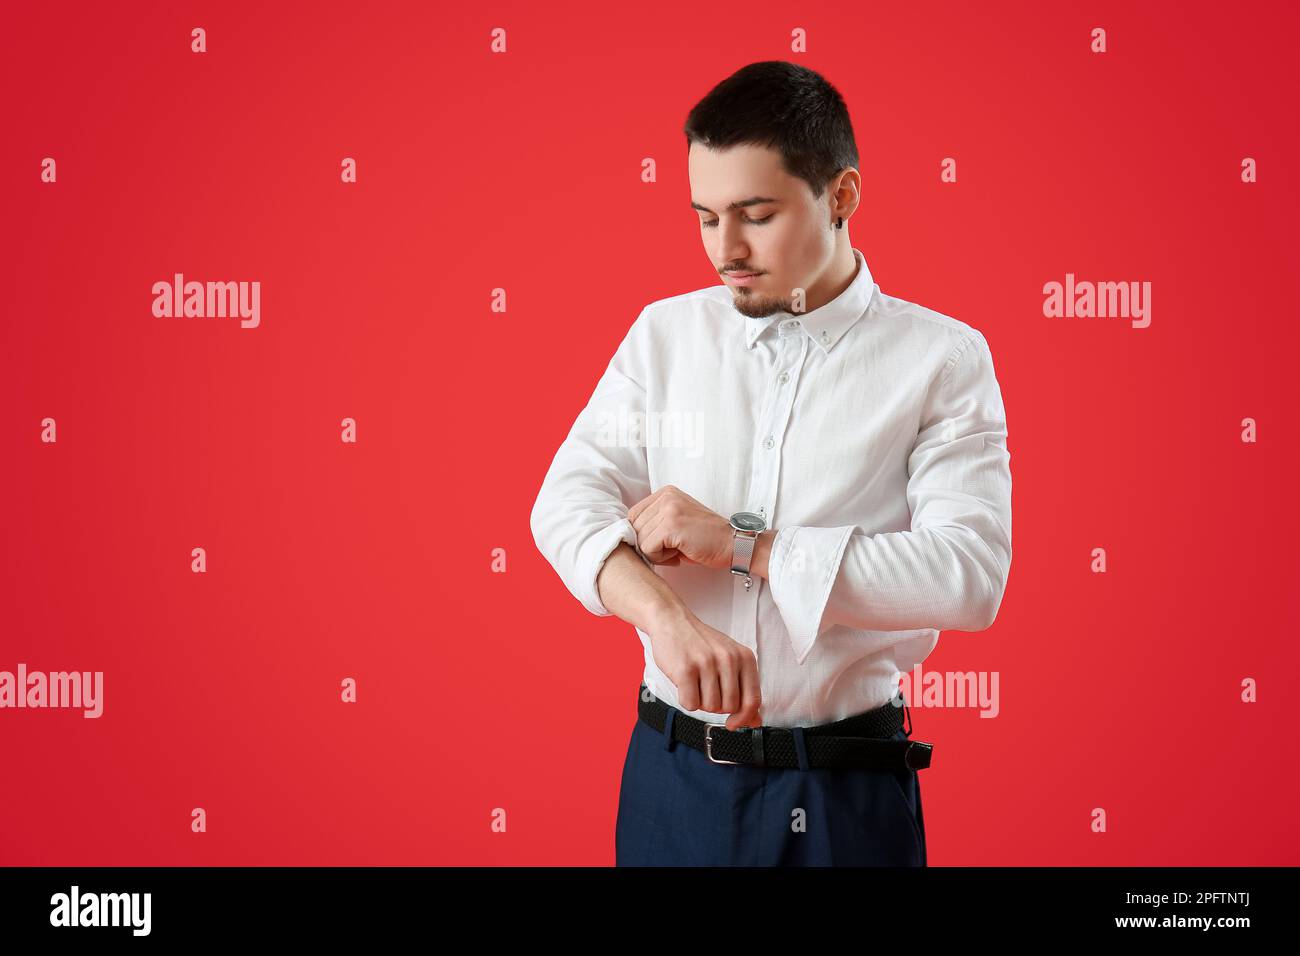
[{"left": 731, "top": 511, "right": 766, "bottom": 533}]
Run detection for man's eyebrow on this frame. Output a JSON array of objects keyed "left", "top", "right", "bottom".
[{"left": 690, "top": 197, "right": 781, "bottom": 214}]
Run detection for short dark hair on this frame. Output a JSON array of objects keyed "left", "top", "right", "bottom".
[{"left": 683, "top": 61, "right": 860, "bottom": 200}]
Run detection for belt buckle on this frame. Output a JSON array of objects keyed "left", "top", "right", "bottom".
[{"left": 704, "top": 724, "right": 744, "bottom": 765}]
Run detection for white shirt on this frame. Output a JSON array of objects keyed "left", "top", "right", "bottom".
[{"left": 530, "top": 247, "right": 1012, "bottom": 727}]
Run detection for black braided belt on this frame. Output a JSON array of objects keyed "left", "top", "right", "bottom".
[{"left": 637, "top": 683, "right": 933, "bottom": 772}]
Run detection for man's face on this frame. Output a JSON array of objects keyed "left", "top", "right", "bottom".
[{"left": 688, "top": 142, "right": 835, "bottom": 319}]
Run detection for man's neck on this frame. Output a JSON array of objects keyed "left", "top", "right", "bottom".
[{"left": 800, "top": 244, "right": 858, "bottom": 313}]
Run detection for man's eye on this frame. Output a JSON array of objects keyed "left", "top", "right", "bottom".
[{"left": 701, "top": 215, "right": 773, "bottom": 228}]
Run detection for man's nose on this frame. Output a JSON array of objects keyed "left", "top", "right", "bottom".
[{"left": 715, "top": 220, "right": 749, "bottom": 268}]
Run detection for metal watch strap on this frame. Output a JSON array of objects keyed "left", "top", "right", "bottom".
[{"left": 731, "top": 531, "right": 757, "bottom": 575}]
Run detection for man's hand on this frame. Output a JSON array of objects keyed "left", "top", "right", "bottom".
[
  {"left": 628, "top": 485, "right": 734, "bottom": 570},
  {"left": 646, "top": 603, "right": 763, "bottom": 730}
]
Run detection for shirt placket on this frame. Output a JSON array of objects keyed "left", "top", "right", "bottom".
[{"left": 730, "top": 319, "right": 809, "bottom": 656}]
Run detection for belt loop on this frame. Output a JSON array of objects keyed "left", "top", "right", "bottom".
[
  {"left": 791, "top": 726, "right": 810, "bottom": 771},
  {"left": 662, "top": 708, "right": 677, "bottom": 751}
]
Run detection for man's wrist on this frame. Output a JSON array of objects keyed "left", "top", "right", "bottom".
[
  {"left": 747, "top": 530, "right": 775, "bottom": 580},
  {"left": 647, "top": 594, "right": 693, "bottom": 631}
]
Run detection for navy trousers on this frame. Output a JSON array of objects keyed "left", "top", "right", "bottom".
[{"left": 615, "top": 703, "right": 927, "bottom": 867}]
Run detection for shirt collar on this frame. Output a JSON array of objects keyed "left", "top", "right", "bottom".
[{"left": 743, "top": 247, "right": 875, "bottom": 353}]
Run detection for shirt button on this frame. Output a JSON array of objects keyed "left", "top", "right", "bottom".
[
  {"left": 763, "top": 435, "right": 775, "bottom": 450},
  {"left": 778, "top": 371, "right": 789, "bottom": 385}
]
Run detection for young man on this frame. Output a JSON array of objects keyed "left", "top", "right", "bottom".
[{"left": 530, "top": 61, "right": 1012, "bottom": 866}]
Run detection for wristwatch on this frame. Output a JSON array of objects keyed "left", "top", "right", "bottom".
[{"left": 729, "top": 509, "right": 767, "bottom": 591}]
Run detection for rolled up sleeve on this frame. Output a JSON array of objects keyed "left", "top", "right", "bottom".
[
  {"left": 768, "top": 330, "right": 1013, "bottom": 664},
  {"left": 529, "top": 309, "right": 656, "bottom": 617}
]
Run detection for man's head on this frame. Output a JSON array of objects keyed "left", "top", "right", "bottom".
[{"left": 684, "top": 61, "right": 861, "bottom": 319}]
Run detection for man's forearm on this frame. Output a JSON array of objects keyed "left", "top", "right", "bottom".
[{"left": 596, "top": 543, "right": 690, "bottom": 630}]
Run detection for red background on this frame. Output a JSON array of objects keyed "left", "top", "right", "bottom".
[{"left": 3, "top": 0, "right": 1297, "bottom": 865}]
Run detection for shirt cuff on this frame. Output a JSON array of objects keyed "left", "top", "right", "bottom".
[
  {"left": 576, "top": 517, "right": 642, "bottom": 617},
  {"left": 767, "top": 524, "right": 855, "bottom": 664}
]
